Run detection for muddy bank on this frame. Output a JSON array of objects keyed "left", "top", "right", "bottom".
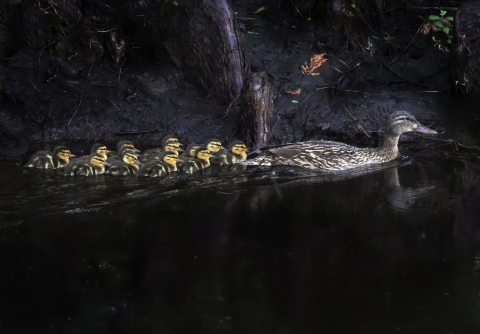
[{"left": 0, "top": 0, "right": 473, "bottom": 157}]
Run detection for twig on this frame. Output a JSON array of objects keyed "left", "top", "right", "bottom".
[
  {"left": 341, "top": 103, "right": 370, "bottom": 138},
  {"left": 382, "top": 62, "right": 426, "bottom": 87},
  {"left": 411, "top": 7, "right": 458, "bottom": 10},
  {"left": 117, "top": 58, "right": 127, "bottom": 85},
  {"left": 112, "top": 130, "right": 159, "bottom": 135},
  {"left": 389, "top": 23, "right": 423, "bottom": 66},
  {"left": 222, "top": 93, "right": 241, "bottom": 119},
  {"left": 68, "top": 94, "right": 83, "bottom": 127},
  {"left": 108, "top": 99, "right": 120, "bottom": 110}
]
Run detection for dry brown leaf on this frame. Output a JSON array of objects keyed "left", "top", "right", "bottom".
[
  {"left": 301, "top": 53, "right": 327, "bottom": 76},
  {"left": 286, "top": 88, "right": 301, "bottom": 95}
]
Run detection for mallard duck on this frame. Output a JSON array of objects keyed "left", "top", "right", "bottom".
[
  {"left": 64, "top": 153, "right": 110, "bottom": 176},
  {"left": 137, "top": 151, "right": 178, "bottom": 177},
  {"left": 215, "top": 141, "right": 247, "bottom": 165},
  {"left": 106, "top": 150, "right": 140, "bottom": 175},
  {"left": 25, "top": 146, "right": 75, "bottom": 169},
  {"left": 108, "top": 140, "right": 140, "bottom": 159},
  {"left": 242, "top": 111, "right": 437, "bottom": 171},
  {"left": 181, "top": 146, "right": 212, "bottom": 174}
]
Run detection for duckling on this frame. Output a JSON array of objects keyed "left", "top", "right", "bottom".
[
  {"left": 137, "top": 151, "right": 178, "bottom": 177},
  {"left": 140, "top": 137, "right": 182, "bottom": 163},
  {"left": 106, "top": 150, "right": 140, "bottom": 175},
  {"left": 71, "top": 143, "right": 109, "bottom": 163},
  {"left": 242, "top": 110, "right": 437, "bottom": 172},
  {"left": 25, "top": 146, "right": 75, "bottom": 169},
  {"left": 181, "top": 146, "right": 212, "bottom": 174},
  {"left": 203, "top": 138, "right": 223, "bottom": 156},
  {"left": 178, "top": 143, "right": 200, "bottom": 162},
  {"left": 64, "top": 153, "right": 110, "bottom": 176},
  {"left": 108, "top": 140, "right": 140, "bottom": 160},
  {"left": 215, "top": 141, "right": 247, "bottom": 165}
]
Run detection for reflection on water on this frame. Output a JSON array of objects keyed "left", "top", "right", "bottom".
[{"left": 1, "top": 152, "right": 480, "bottom": 333}]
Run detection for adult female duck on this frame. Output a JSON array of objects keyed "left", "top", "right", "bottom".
[{"left": 243, "top": 111, "right": 437, "bottom": 171}]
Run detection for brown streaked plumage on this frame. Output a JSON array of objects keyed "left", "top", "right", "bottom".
[
  {"left": 215, "top": 141, "right": 247, "bottom": 166},
  {"left": 106, "top": 150, "right": 140, "bottom": 175},
  {"left": 242, "top": 111, "right": 437, "bottom": 171}
]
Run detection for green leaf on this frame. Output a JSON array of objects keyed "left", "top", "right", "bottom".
[
  {"left": 433, "top": 20, "right": 444, "bottom": 28},
  {"left": 351, "top": 3, "right": 356, "bottom": 8},
  {"left": 446, "top": 16, "right": 454, "bottom": 21},
  {"left": 440, "top": 10, "right": 447, "bottom": 17},
  {"left": 247, "top": 31, "right": 259, "bottom": 35},
  {"left": 447, "top": 39, "right": 452, "bottom": 44},
  {"left": 292, "top": 100, "right": 299, "bottom": 104},
  {"left": 443, "top": 27, "right": 450, "bottom": 34},
  {"left": 428, "top": 15, "right": 440, "bottom": 21},
  {"left": 254, "top": 6, "right": 265, "bottom": 14},
  {"left": 432, "top": 36, "right": 436, "bottom": 41}
]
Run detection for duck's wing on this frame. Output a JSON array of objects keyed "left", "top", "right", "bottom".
[{"left": 268, "top": 141, "right": 369, "bottom": 170}]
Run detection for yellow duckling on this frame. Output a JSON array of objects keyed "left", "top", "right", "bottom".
[
  {"left": 25, "top": 146, "right": 75, "bottom": 169},
  {"left": 215, "top": 141, "right": 247, "bottom": 165},
  {"left": 140, "top": 137, "right": 182, "bottom": 163},
  {"left": 108, "top": 140, "right": 140, "bottom": 160},
  {"left": 71, "top": 143, "right": 109, "bottom": 163},
  {"left": 106, "top": 150, "right": 140, "bottom": 175},
  {"left": 203, "top": 138, "right": 223, "bottom": 156},
  {"left": 181, "top": 146, "right": 212, "bottom": 174},
  {"left": 137, "top": 151, "right": 178, "bottom": 177},
  {"left": 64, "top": 153, "right": 110, "bottom": 176},
  {"left": 178, "top": 143, "right": 200, "bottom": 162}
]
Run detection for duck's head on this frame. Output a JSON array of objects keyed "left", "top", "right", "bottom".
[
  {"left": 161, "top": 151, "right": 179, "bottom": 167},
  {"left": 122, "top": 151, "right": 140, "bottom": 166},
  {"left": 228, "top": 141, "right": 247, "bottom": 156},
  {"left": 89, "top": 153, "right": 109, "bottom": 168},
  {"left": 53, "top": 146, "right": 74, "bottom": 162},
  {"left": 161, "top": 135, "right": 181, "bottom": 147},
  {"left": 117, "top": 140, "right": 140, "bottom": 153},
  {"left": 386, "top": 111, "right": 437, "bottom": 136},
  {"left": 163, "top": 140, "right": 180, "bottom": 155},
  {"left": 92, "top": 144, "right": 109, "bottom": 158},
  {"left": 185, "top": 143, "right": 200, "bottom": 157},
  {"left": 204, "top": 138, "right": 222, "bottom": 153},
  {"left": 195, "top": 147, "right": 211, "bottom": 162}
]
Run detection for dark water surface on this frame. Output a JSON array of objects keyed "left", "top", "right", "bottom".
[{"left": 1, "top": 149, "right": 480, "bottom": 334}]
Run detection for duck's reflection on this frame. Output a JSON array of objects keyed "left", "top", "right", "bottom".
[{"left": 382, "top": 166, "right": 435, "bottom": 210}]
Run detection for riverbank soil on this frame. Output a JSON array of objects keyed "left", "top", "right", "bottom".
[{"left": 0, "top": 0, "right": 478, "bottom": 160}]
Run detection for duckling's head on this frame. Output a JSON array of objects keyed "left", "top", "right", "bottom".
[
  {"left": 205, "top": 138, "right": 222, "bottom": 153},
  {"left": 161, "top": 151, "right": 179, "bottom": 167},
  {"left": 228, "top": 141, "right": 247, "bottom": 156},
  {"left": 89, "top": 153, "right": 108, "bottom": 168},
  {"left": 195, "top": 147, "right": 211, "bottom": 162},
  {"left": 116, "top": 140, "right": 134, "bottom": 151},
  {"left": 386, "top": 111, "right": 437, "bottom": 136},
  {"left": 185, "top": 143, "right": 200, "bottom": 157},
  {"left": 161, "top": 135, "right": 180, "bottom": 147},
  {"left": 122, "top": 151, "right": 140, "bottom": 166},
  {"left": 92, "top": 144, "right": 108, "bottom": 158},
  {"left": 164, "top": 140, "right": 180, "bottom": 154},
  {"left": 53, "top": 146, "right": 73, "bottom": 162}
]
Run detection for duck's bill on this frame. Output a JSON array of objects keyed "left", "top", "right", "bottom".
[
  {"left": 104, "top": 161, "right": 112, "bottom": 167},
  {"left": 415, "top": 123, "right": 437, "bottom": 135},
  {"left": 134, "top": 148, "right": 141, "bottom": 153},
  {"left": 69, "top": 153, "right": 77, "bottom": 157}
]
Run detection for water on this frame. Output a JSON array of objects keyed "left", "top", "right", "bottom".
[{"left": 1, "top": 145, "right": 480, "bottom": 333}]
